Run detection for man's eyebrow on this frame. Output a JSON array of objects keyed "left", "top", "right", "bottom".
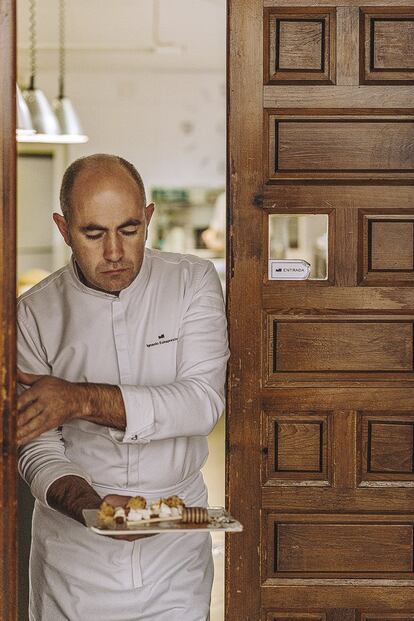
[
  {"left": 80, "top": 219, "right": 142, "bottom": 232},
  {"left": 80, "top": 223, "right": 107, "bottom": 232},
  {"left": 117, "top": 219, "right": 142, "bottom": 228}
]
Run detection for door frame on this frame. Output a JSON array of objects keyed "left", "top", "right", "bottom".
[
  {"left": 226, "top": 0, "right": 263, "bottom": 619},
  {"left": 0, "top": 0, "right": 17, "bottom": 619}
]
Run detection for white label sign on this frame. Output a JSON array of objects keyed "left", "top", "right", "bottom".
[{"left": 268, "top": 259, "right": 311, "bottom": 280}]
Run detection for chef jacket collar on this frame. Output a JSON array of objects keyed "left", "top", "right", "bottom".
[{"left": 68, "top": 248, "right": 150, "bottom": 301}]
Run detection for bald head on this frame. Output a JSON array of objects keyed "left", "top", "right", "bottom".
[
  {"left": 60, "top": 154, "right": 146, "bottom": 221},
  {"left": 53, "top": 153, "right": 154, "bottom": 294}
]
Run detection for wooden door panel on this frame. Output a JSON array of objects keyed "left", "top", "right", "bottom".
[
  {"left": 273, "top": 320, "right": 412, "bottom": 372},
  {"left": 264, "top": 7, "right": 336, "bottom": 84},
  {"left": 274, "top": 119, "right": 414, "bottom": 171},
  {"left": 228, "top": 0, "right": 414, "bottom": 619},
  {"left": 262, "top": 408, "right": 414, "bottom": 497},
  {"left": 266, "top": 111, "right": 414, "bottom": 182},
  {"left": 360, "top": 8, "right": 414, "bottom": 83},
  {"left": 264, "top": 411, "right": 331, "bottom": 483},
  {"left": 267, "top": 517, "right": 413, "bottom": 575}
]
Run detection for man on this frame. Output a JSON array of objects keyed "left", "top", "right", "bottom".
[{"left": 17, "top": 154, "right": 229, "bottom": 620}]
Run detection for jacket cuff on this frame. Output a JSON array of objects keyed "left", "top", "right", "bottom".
[{"left": 114, "top": 384, "right": 155, "bottom": 444}]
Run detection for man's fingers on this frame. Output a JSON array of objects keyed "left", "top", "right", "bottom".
[
  {"left": 17, "top": 369, "right": 44, "bottom": 386},
  {"left": 17, "top": 415, "right": 46, "bottom": 446},
  {"left": 17, "top": 428, "right": 44, "bottom": 446},
  {"left": 103, "top": 494, "right": 131, "bottom": 507},
  {"left": 17, "top": 402, "right": 44, "bottom": 428},
  {"left": 17, "top": 389, "right": 39, "bottom": 413}
]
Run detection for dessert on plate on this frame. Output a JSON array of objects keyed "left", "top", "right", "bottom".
[{"left": 96, "top": 495, "right": 209, "bottom": 528}]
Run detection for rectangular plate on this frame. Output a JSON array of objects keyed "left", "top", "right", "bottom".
[{"left": 83, "top": 506, "right": 243, "bottom": 535}]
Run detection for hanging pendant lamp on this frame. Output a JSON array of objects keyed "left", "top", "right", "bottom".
[
  {"left": 22, "top": 0, "right": 60, "bottom": 135},
  {"left": 53, "top": 0, "right": 84, "bottom": 136},
  {"left": 16, "top": 84, "right": 35, "bottom": 135}
]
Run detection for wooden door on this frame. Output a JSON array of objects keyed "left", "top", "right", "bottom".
[
  {"left": 227, "top": 1, "right": 414, "bottom": 619},
  {"left": 0, "top": 1, "right": 17, "bottom": 619}
]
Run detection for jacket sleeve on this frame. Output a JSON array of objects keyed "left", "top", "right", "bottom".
[
  {"left": 116, "top": 261, "right": 229, "bottom": 444},
  {"left": 17, "top": 306, "right": 92, "bottom": 506}
]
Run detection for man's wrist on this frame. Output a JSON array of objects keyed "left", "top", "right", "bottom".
[
  {"left": 73, "top": 382, "right": 93, "bottom": 419},
  {"left": 47, "top": 475, "right": 101, "bottom": 525},
  {"left": 72, "top": 383, "right": 126, "bottom": 429}
]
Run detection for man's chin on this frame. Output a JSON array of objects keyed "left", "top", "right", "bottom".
[{"left": 91, "top": 272, "right": 135, "bottom": 294}]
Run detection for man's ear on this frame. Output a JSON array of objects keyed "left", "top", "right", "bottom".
[
  {"left": 145, "top": 202, "right": 155, "bottom": 226},
  {"left": 144, "top": 203, "right": 155, "bottom": 242},
  {"left": 53, "top": 213, "right": 71, "bottom": 246}
]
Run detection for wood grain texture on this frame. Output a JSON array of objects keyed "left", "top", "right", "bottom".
[
  {"left": 266, "top": 111, "right": 414, "bottom": 182},
  {"left": 327, "top": 612, "right": 355, "bottom": 621},
  {"left": 262, "top": 486, "right": 414, "bottom": 513},
  {"left": 264, "top": 412, "right": 331, "bottom": 484},
  {"left": 276, "top": 121, "right": 414, "bottom": 171},
  {"left": 264, "top": 85, "right": 414, "bottom": 108},
  {"left": 265, "top": 513, "right": 414, "bottom": 581},
  {"left": 261, "top": 586, "right": 414, "bottom": 610},
  {"left": 335, "top": 205, "right": 358, "bottom": 287},
  {"left": 333, "top": 412, "right": 357, "bottom": 489},
  {"left": 264, "top": 7, "right": 335, "bottom": 84},
  {"left": 0, "top": 1, "right": 17, "bottom": 620},
  {"left": 374, "top": 20, "right": 414, "bottom": 69},
  {"left": 361, "top": 614, "right": 414, "bottom": 620},
  {"left": 232, "top": 1, "right": 414, "bottom": 617},
  {"left": 359, "top": 212, "right": 414, "bottom": 285},
  {"left": 278, "top": 21, "right": 323, "bottom": 70},
  {"left": 261, "top": 183, "right": 414, "bottom": 211},
  {"left": 361, "top": 8, "right": 414, "bottom": 83},
  {"left": 267, "top": 614, "right": 326, "bottom": 621},
  {"left": 227, "top": 1, "right": 263, "bottom": 619},
  {"left": 369, "top": 422, "right": 413, "bottom": 473},
  {"left": 264, "top": 0, "right": 414, "bottom": 5},
  {"left": 274, "top": 321, "right": 413, "bottom": 372},
  {"left": 263, "top": 285, "right": 414, "bottom": 310},
  {"left": 274, "top": 522, "right": 413, "bottom": 573},
  {"left": 359, "top": 414, "right": 414, "bottom": 483},
  {"left": 370, "top": 221, "right": 414, "bottom": 270},
  {"left": 262, "top": 388, "right": 414, "bottom": 412},
  {"left": 336, "top": 7, "right": 360, "bottom": 85},
  {"left": 276, "top": 422, "right": 322, "bottom": 471}
]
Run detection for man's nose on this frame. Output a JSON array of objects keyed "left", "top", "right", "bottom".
[{"left": 103, "top": 234, "right": 123, "bottom": 263}]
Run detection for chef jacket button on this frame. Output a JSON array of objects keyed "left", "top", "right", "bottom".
[{"left": 131, "top": 434, "right": 138, "bottom": 441}]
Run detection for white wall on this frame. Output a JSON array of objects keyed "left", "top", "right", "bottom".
[
  {"left": 17, "top": 68, "right": 225, "bottom": 192},
  {"left": 17, "top": 0, "right": 226, "bottom": 193}
]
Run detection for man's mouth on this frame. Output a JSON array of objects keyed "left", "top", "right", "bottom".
[{"left": 101, "top": 268, "right": 129, "bottom": 275}]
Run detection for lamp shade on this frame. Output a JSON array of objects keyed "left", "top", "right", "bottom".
[
  {"left": 16, "top": 85, "right": 34, "bottom": 134},
  {"left": 22, "top": 87, "right": 60, "bottom": 135},
  {"left": 53, "top": 96, "right": 84, "bottom": 135}
]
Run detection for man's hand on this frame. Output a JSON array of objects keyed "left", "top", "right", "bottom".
[
  {"left": 46, "top": 478, "right": 153, "bottom": 542},
  {"left": 17, "top": 370, "right": 85, "bottom": 446},
  {"left": 103, "top": 494, "right": 154, "bottom": 542},
  {"left": 17, "top": 369, "right": 126, "bottom": 445}
]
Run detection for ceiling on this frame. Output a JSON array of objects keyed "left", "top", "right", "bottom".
[{"left": 17, "top": 0, "right": 226, "bottom": 74}]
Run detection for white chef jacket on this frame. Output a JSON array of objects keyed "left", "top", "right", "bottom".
[{"left": 18, "top": 248, "right": 229, "bottom": 621}]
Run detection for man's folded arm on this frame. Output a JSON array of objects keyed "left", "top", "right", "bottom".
[
  {"left": 18, "top": 429, "right": 101, "bottom": 522},
  {"left": 18, "top": 262, "right": 229, "bottom": 444},
  {"left": 17, "top": 311, "right": 101, "bottom": 523}
]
